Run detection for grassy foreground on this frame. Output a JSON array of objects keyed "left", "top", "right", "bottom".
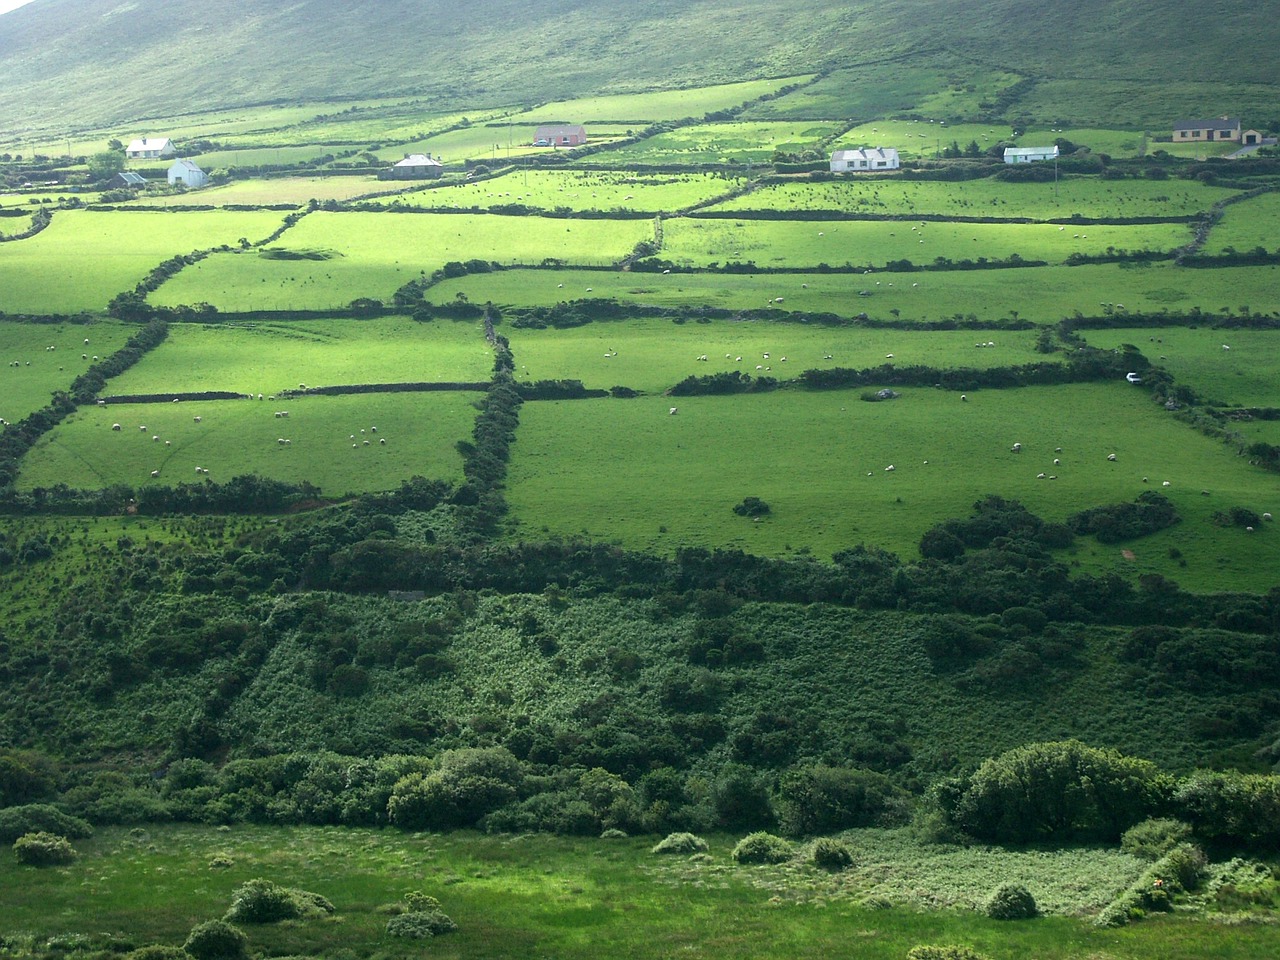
[{"left": 1, "top": 825, "right": 1277, "bottom": 960}]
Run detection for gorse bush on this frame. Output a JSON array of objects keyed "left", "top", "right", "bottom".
[
  {"left": 224, "top": 877, "right": 334, "bottom": 923},
  {"left": 907, "top": 947, "right": 991, "bottom": 960},
  {"left": 0, "top": 804, "right": 93, "bottom": 843},
  {"left": 982, "top": 882, "right": 1038, "bottom": 920},
  {"left": 811, "top": 837, "right": 854, "bottom": 870},
  {"left": 182, "top": 920, "right": 248, "bottom": 960},
  {"left": 1121, "top": 818, "right": 1194, "bottom": 860},
  {"left": 122, "top": 946, "right": 188, "bottom": 960},
  {"left": 732, "top": 831, "right": 793, "bottom": 864},
  {"left": 13, "top": 831, "right": 76, "bottom": 866},
  {"left": 651, "top": 832, "right": 708, "bottom": 854}
]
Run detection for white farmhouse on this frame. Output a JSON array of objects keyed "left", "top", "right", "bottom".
[
  {"left": 168, "top": 159, "right": 208, "bottom": 188},
  {"left": 1003, "top": 145, "right": 1059, "bottom": 164},
  {"left": 830, "top": 147, "right": 900, "bottom": 172},
  {"left": 126, "top": 137, "right": 176, "bottom": 160}
]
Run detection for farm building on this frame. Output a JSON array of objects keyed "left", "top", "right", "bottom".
[
  {"left": 113, "top": 171, "right": 148, "bottom": 189},
  {"left": 1172, "top": 117, "right": 1241, "bottom": 143},
  {"left": 1241, "top": 129, "right": 1265, "bottom": 146},
  {"left": 126, "top": 137, "right": 175, "bottom": 159},
  {"left": 1003, "top": 145, "right": 1059, "bottom": 163},
  {"left": 830, "top": 147, "right": 900, "bottom": 172},
  {"left": 534, "top": 124, "right": 587, "bottom": 147},
  {"left": 390, "top": 154, "right": 444, "bottom": 179},
  {"left": 167, "top": 159, "right": 208, "bottom": 188}
]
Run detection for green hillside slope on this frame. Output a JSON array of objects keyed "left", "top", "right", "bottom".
[{"left": 1, "top": 0, "right": 1277, "bottom": 132}]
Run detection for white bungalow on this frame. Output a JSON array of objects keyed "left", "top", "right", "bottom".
[
  {"left": 1003, "top": 145, "right": 1059, "bottom": 164},
  {"left": 167, "top": 159, "right": 208, "bottom": 188},
  {"left": 830, "top": 147, "right": 900, "bottom": 172},
  {"left": 391, "top": 154, "right": 444, "bottom": 179},
  {"left": 126, "top": 137, "right": 176, "bottom": 160}
]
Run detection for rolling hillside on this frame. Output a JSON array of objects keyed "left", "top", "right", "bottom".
[{"left": 0, "top": 0, "right": 1277, "bottom": 133}]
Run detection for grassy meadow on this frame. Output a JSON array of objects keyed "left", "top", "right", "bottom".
[
  {"left": 506, "top": 317, "right": 1048, "bottom": 393},
  {"left": 19, "top": 390, "right": 479, "bottom": 494},
  {"left": 389, "top": 169, "right": 742, "bottom": 213},
  {"left": 1202, "top": 190, "right": 1280, "bottom": 254},
  {"left": 151, "top": 212, "right": 653, "bottom": 311},
  {"left": 4, "top": 824, "right": 1275, "bottom": 960},
  {"left": 741, "top": 64, "right": 952, "bottom": 121},
  {"left": 0, "top": 209, "right": 289, "bottom": 314},
  {"left": 601, "top": 121, "right": 843, "bottom": 165},
  {"left": 709, "top": 176, "right": 1234, "bottom": 220},
  {"left": 437, "top": 261, "right": 1280, "bottom": 324},
  {"left": 0, "top": 319, "right": 134, "bottom": 420},
  {"left": 519, "top": 78, "right": 807, "bottom": 123},
  {"left": 126, "top": 176, "right": 386, "bottom": 207},
  {"left": 505, "top": 385, "right": 1280, "bottom": 589},
  {"left": 102, "top": 317, "right": 492, "bottom": 397},
  {"left": 661, "top": 217, "right": 1190, "bottom": 269},
  {"left": 836, "top": 121, "right": 1015, "bottom": 157}
]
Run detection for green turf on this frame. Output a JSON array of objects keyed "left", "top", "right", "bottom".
[
  {"left": 102, "top": 317, "right": 493, "bottom": 397},
  {"left": 836, "top": 120, "right": 1016, "bottom": 158},
  {"left": 0, "top": 319, "right": 135, "bottom": 420},
  {"left": 709, "top": 175, "right": 1235, "bottom": 220},
  {"left": 1202, "top": 190, "right": 1280, "bottom": 255},
  {"left": 505, "top": 384, "right": 1280, "bottom": 590},
  {"left": 0, "top": 209, "right": 290, "bottom": 314},
  {"left": 151, "top": 212, "right": 654, "bottom": 311},
  {"left": 505, "top": 316, "right": 1047, "bottom": 394},
  {"left": 661, "top": 217, "right": 1190, "bottom": 269},
  {"left": 742, "top": 64, "right": 952, "bottom": 120},
  {"left": 519, "top": 78, "right": 807, "bottom": 123},
  {"left": 600, "top": 121, "right": 842, "bottom": 165},
  {"left": 436, "top": 262, "right": 1280, "bottom": 324},
  {"left": 124, "top": 175, "right": 385, "bottom": 207},
  {"left": 19, "top": 390, "right": 480, "bottom": 495}
]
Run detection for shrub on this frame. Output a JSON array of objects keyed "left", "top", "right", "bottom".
[
  {"left": 732, "top": 831, "right": 793, "bottom": 864},
  {"left": 123, "top": 946, "right": 189, "bottom": 960},
  {"left": 182, "top": 921, "right": 249, "bottom": 960},
  {"left": 1094, "top": 842, "right": 1205, "bottom": 927},
  {"left": 651, "top": 832, "right": 707, "bottom": 854},
  {"left": 224, "top": 878, "right": 334, "bottom": 923},
  {"left": 387, "top": 747, "right": 524, "bottom": 829},
  {"left": 0, "top": 804, "right": 93, "bottom": 843},
  {"left": 908, "top": 947, "right": 991, "bottom": 960},
  {"left": 811, "top": 837, "right": 854, "bottom": 870},
  {"left": 732, "top": 496, "right": 771, "bottom": 517},
  {"left": 983, "top": 882, "right": 1038, "bottom": 920},
  {"left": 385, "top": 909, "right": 457, "bottom": 939},
  {"left": 777, "top": 765, "right": 911, "bottom": 836},
  {"left": 13, "top": 831, "right": 76, "bottom": 866},
  {"left": 403, "top": 892, "right": 442, "bottom": 912},
  {"left": 601, "top": 828, "right": 628, "bottom": 839},
  {"left": 1121, "top": 818, "right": 1193, "bottom": 860}
]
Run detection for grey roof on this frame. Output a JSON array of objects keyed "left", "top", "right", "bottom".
[
  {"left": 170, "top": 159, "right": 204, "bottom": 172},
  {"left": 117, "top": 172, "right": 147, "bottom": 186},
  {"left": 394, "top": 153, "right": 442, "bottom": 167},
  {"left": 1173, "top": 117, "right": 1241, "bottom": 130},
  {"left": 535, "top": 124, "right": 586, "bottom": 137},
  {"left": 831, "top": 147, "right": 899, "bottom": 162},
  {"left": 1004, "top": 146, "right": 1059, "bottom": 158},
  {"left": 126, "top": 137, "right": 173, "bottom": 153}
]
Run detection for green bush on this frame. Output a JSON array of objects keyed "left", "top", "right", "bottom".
[
  {"left": 732, "top": 831, "right": 793, "bottom": 864},
  {"left": 1121, "top": 818, "right": 1193, "bottom": 860},
  {"left": 650, "top": 832, "right": 708, "bottom": 854},
  {"left": 1094, "top": 842, "right": 1205, "bottom": 927},
  {"left": 907, "top": 947, "right": 991, "bottom": 960},
  {"left": 777, "top": 765, "right": 911, "bottom": 836},
  {"left": 387, "top": 747, "right": 524, "bottom": 829},
  {"left": 13, "top": 831, "right": 76, "bottom": 866},
  {"left": 224, "top": 878, "right": 334, "bottom": 923},
  {"left": 385, "top": 908, "right": 457, "bottom": 939},
  {"left": 122, "top": 946, "right": 189, "bottom": 960},
  {"left": 982, "top": 882, "right": 1038, "bottom": 920},
  {"left": 811, "top": 837, "right": 854, "bottom": 870},
  {"left": 403, "top": 892, "right": 442, "bottom": 913},
  {"left": 0, "top": 804, "right": 93, "bottom": 843},
  {"left": 182, "top": 921, "right": 249, "bottom": 960}
]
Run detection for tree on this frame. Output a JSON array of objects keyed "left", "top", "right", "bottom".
[{"left": 87, "top": 150, "right": 126, "bottom": 181}]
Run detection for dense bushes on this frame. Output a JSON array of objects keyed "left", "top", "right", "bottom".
[
  {"left": 777, "top": 765, "right": 911, "bottom": 836},
  {"left": 13, "top": 831, "right": 77, "bottom": 866},
  {"left": 1069, "top": 492, "right": 1180, "bottom": 543},
  {"left": 224, "top": 878, "right": 334, "bottom": 922},
  {"left": 982, "top": 882, "right": 1037, "bottom": 919},
  {"left": 387, "top": 747, "right": 524, "bottom": 829},
  {"left": 0, "top": 804, "right": 92, "bottom": 843},
  {"left": 182, "top": 920, "right": 249, "bottom": 960},
  {"left": 651, "top": 831, "right": 708, "bottom": 854},
  {"left": 731, "top": 831, "right": 793, "bottom": 864},
  {"left": 811, "top": 837, "right": 854, "bottom": 870}
]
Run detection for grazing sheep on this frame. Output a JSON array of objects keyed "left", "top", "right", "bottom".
[
  {"left": 150, "top": 470, "right": 159, "bottom": 477},
  {"left": 139, "top": 425, "right": 148, "bottom": 432},
  {"left": 97, "top": 399, "right": 105, "bottom": 406},
  {"left": 193, "top": 416, "right": 202, "bottom": 423},
  {"left": 1264, "top": 513, "right": 1273, "bottom": 521},
  {"left": 1247, "top": 526, "right": 1255, "bottom": 532},
  {"left": 363, "top": 439, "right": 370, "bottom": 446},
  {"left": 886, "top": 354, "right": 894, "bottom": 359},
  {"left": 885, "top": 465, "right": 895, "bottom": 472},
  {"left": 1053, "top": 458, "right": 1060, "bottom": 465},
  {"left": 379, "top": 438, "right": 386, "bottom": 444},
  {"left": 1011, "top": 443, "right": 1022, "bottom": 452},
  {"left": 370, "top": 427, "right": 377, "bottom": 433},
  {"left": 1223, "top": 344, "right": 1230, "bottom": 351},
  {"left": 1037, "top": 473, "right": 1046, "bottom": 479},
  {"left": 669, "top": 407, "right": 678, "bottom": 415},
  {"left": 277, "top": 438, "right": 287, "bottom": 445},
  {"left": 111, "top": 423, "right": 121, "bottom": 431},
  {"left": 84, "top": 339, "right": 89, "bottom": 344},
  {"left": 1107, "top": 453, "right": 1117, "bottom": 461},
  {"left": 960, "top": 394, "right": 967, "bottom": 401},
  {"left": 1163, "top": 481, "right": 1171, "bottom": 486}
]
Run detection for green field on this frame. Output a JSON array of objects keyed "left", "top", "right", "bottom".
[
  {"left": 0, "top": 209, "right": 290, "bottom": 314},
  {"left": 505, "top": 384, "right": 1280, "bottom": 589},
  {"left": 602, "top": 121, "right": 842, "bottom": 165},
  {"left": 182, "top": 144, "right": 347, "bottom": 171},
  {"left": 390, "top": 169, "right": 742, "bottom": 213},
  {"left": 378, "top": 124, "right": 632, "bottom": 166},
  {"left": 520, "top": 78, "right": 807, "bottom": 123},
  {"left": 20, "top": 390, "right": 479, "bottom": 494},
  {"left": 709, "top": 176, "right": 1234, "bottom": 220},
  {"left": 0, "top": 319, "right": 134, "bottom": 420},
  {"left": 505, "top": 317, "right": 1048, "bottom": 393},
  {"left": 102, "top": 317, "right": 493, "bottom": 397},
  {"left": 1203, "top": 190, "right": 1280, "bottom": 254},
  {"left": 125, "top": 175, "right": 385, "bottom": 207},
  {"left": 6, "top": 824, "right": 1276, "bottom": 960},
  {"left": 151, "top": 212, "right": 654, "bottom": 311},
  {"left": 836, "top": 121, "right": 1016, "bottom": 158},
  {"left": 661, "top": 217, "right": 1190, "bottom": 269},
  {"left": 437, "top": 263, "right": 1280, "bottom": 324},
  {"left": 742, "top": 65, "right": 951, "bottom": 121},
  {"left": 1081, "top": 326, "right": 1280, "bottom": 408},
  {"left": 1022, "top": 128, "right": 1150, "bottom": 158}
]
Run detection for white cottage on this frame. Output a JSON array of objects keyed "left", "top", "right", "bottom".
[
  {"left": 168, "top": 159, "right": 208, "bottom": 188},
  {"left": 126, "top": 137, "right": 176, "bottom": 160},
  {"left": 830, "top": 147, "right": 900, "bottom": 172},
  {"left": 1003, "top": 146, "right": 1059, "bottom": 164}
]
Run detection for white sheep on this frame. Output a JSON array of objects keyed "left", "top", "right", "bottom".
[
  {"left": 193, "top": 416, "right": 202, "bottom": 423},
  {"left": 1107, "top": 453, "right": 1117, "bottom": 461},
  {"left": 139, "top": 425, "right": 148, "bottom": 432},
  {"left": 1053, "top": 458, "right": 1060, "bottom": 465},
  {"left": 885, "top": 465, "right": 895, "bottom": 472},
  {"left": 111, "top": 423, "right": 121, "bottom": 431},
  {"left": 150, "top": 470, "right": 159, "bottom": 477},
  {"left": 669, "top": 407, "right": 678, "bottom": 415},
  {"left": 1264, "top": 513, "right": 1273, "bottom": 521},
  {"left": 379, "top": 438, "right": 386, "bottom": 444}
]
